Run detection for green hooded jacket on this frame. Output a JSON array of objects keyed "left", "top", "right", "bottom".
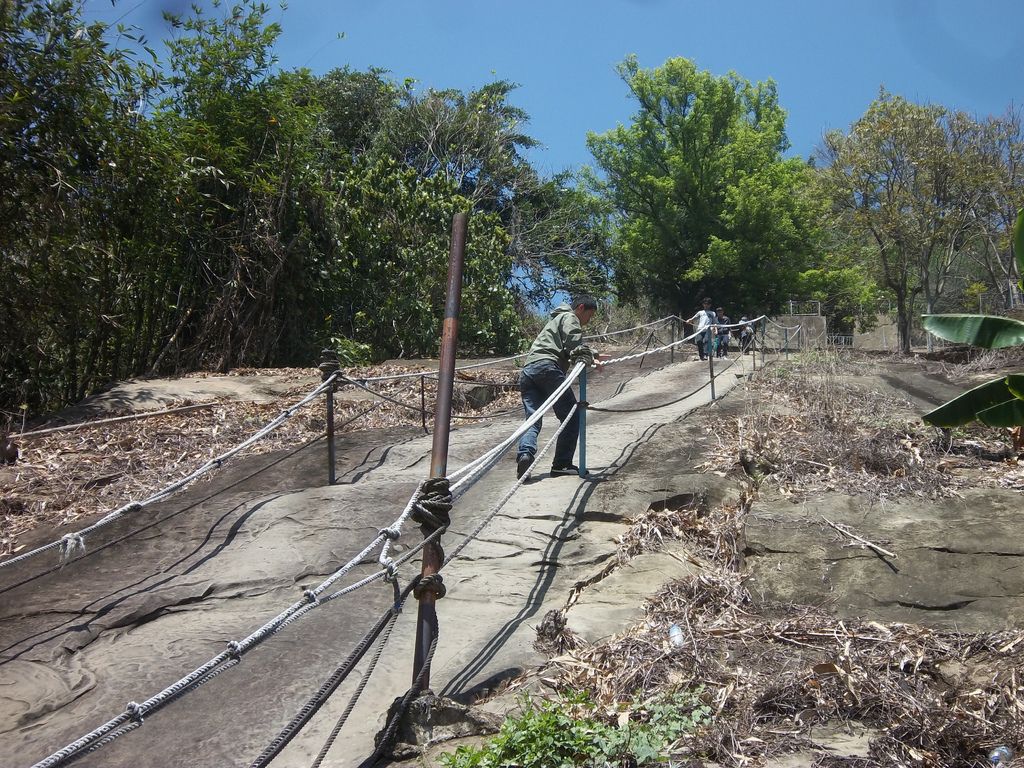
[{"left": 523, "top": 304, "right": 595, "bottom": 372}]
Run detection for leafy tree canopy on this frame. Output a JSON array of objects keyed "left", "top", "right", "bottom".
[{"left": 587, "top": 56, "right": 818, "bottom": 316}]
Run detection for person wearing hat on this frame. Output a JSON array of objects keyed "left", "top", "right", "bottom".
[{"left": 515, "top": 295, "right": 605, "bottom": 479}]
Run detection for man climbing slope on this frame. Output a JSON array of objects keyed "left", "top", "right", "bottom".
[{"left": 516, "top": 295, "right": 603, "bottom": 479}]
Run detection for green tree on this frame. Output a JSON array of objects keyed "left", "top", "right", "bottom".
[
  {"left": 320, "top": 156, "right": 520, "bottom": 357},
  {"left": 817, "top": 91, "right": 992, "bottom": 353},
  {"left": 153, "top": 1, "right": 327, "bottom": 371},
  {"left": 0, "top": 0, "right": 160, "bottom": 408},
  {"left": 922, "top": 208, "right": 1024, "bottom": 430},
  {"left": 971, "top": 110, "right": 1024, "bottom": 307},
  {"left": 587, "top": 56, "right": 816, "bottom": 315}
]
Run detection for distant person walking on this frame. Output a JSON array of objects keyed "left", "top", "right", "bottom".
[
  {"left": 686, "top": 298, "right": 716, "bottom": 361},
  {"left": 715, "top": 307, "right": 731, "bottom": 358},
  {"left": 739, "top": 316, "right": 754, "bottom": 353},
  {"left": 516, "top": 295, "right": 603, "bottom": 479}
]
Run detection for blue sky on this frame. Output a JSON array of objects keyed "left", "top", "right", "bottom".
[{"left": 86, "top": 0, "right": 1021, "bottom": 176}]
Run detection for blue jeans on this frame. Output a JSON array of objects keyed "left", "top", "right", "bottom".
[
  {"left": 516, "top": 360, "right": 579, "bottom": 467},
  {"left": 696, "top": 329, "right": 713, "bottom": 358}
]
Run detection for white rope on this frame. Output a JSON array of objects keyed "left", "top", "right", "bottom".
[
  {"left": 765, "top": 317, "right": 803, "bottom": 332},
  {"left": 600, "top": 315, "right": 769, "bottom": 367},
  {"left": 349, "top": 314, "right": 681, "bottom": 383},
  {"left": 445, "top": 403, "right": 577, "bottom": 566},
  {"left": 1, "top": 374, "right": 341, "bottom": 571},
  {"left": 448, "top": 362, "right": 586, "bottom": 493},
  {"left": 24, "top": 313, "right": 748, "bottom": 766},
  {"left": 24, "top": 358, "right": 586, "bottom": 767},
  {"left": 351, "top": 352, "right": 528, "bottom": 383},
  {"left": 583, "top": 314, "right": 678, "bottom": 340},
  {"left": 26, "top": 488, "right": 436, "bottom": 768}
]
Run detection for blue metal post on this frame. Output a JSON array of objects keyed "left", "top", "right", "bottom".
[{"left": 578, "top": 366, "right": 587, "bottom": 477}]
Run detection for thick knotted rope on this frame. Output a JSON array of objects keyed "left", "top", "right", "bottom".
[{"left": 410, "top": 476, "right": 452, "bottom": 532}]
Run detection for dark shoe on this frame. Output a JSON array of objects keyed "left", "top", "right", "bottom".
[
  {"left": 550, "top": 464, "right": 580, "bottom": 476},
  {"left": 517, "top": 454, "right": 533, "bottom": 479}
]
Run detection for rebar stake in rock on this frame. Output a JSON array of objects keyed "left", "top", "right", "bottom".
[{"left": 319, "top": 349, "right": 341, "bottom": 484}]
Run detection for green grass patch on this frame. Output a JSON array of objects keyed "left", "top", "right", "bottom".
[{"left": 440, "top": 689, "right": 711, "bottom": 768}]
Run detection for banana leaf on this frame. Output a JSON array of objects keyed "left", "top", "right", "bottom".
[
  {"left": 922, "top": 314, "right": 1024, "bottom": 349},
  {"left": 923, "top": 376, "right": 1016, "bottom": 427},
  {"left": 1009, "top": 374, "right": 1024, "bottom": 400},
  {"left": 979, "top": 396, "right": 1024, "bottom": 428}
]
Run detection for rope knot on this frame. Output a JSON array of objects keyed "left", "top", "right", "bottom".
[
  {"left": 126, "top": 701, "right": 145, "bottom": 723},
  {"left": 410, "top": 477, "right": 452, "bottom": 532},
  {"left": 303, "top": 589, "right": 318, "bottom": 604},
  {"left": 379, "top": 526, "right": 401, "bottom": 541},
  {"left": 413, "top": 573, "right": 446, "bottom": 600},
  {"left": 381, "top": 559, "right": 398, "bottom": 583},
  {"left": 126, "top": 502, "right": 144, "bottom": 513},
  {"left": 59, "top": 532, "right": 86, "bottom": 561},
  {"left": 226, "top": 640, "right": 242, "bottom": 659}
]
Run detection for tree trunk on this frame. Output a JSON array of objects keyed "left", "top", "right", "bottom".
[{"left": 895, "top": 291, "right": 912, "bottom": 355}]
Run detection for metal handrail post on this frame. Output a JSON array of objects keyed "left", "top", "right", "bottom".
[
  {"left": 708, "top": 339, "right": 716, "bottom": 401},
  {"left": 318, "top": 350, "right": 341, "bottom": 485},
  {"left": 577, "top": 366, "right": 588, "bottom": 477},
  {"left": 760, "top": 320, "right": 766, "bottom": 366},
  {"left": 420, "top": 375, "right": 428, "bottom": 434},
  {"left": 784, "top": 328, "right": 789, "bottom": 361},
  {"left": 670, "top": 318, "right": 676, "bottom": 363},
  {"left": 413, "top": 212, "right": 467, "bottom": 694}
]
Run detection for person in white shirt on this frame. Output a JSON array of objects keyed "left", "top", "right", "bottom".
[{"left": 685, "top": 298, "right": 717, "bottom": 361}]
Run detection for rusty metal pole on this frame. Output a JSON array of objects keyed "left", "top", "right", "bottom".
[
  {"left": 420, "top": 375, "right": 428, "bottom": 434},
  {"left": 318, "top": 350, "right": 341, "bottom": 485},
  {"left": 708, "top": 337, "right": 716, "bottom": 401},
  {"left": 412, "top": 212, "right": 467, "bottom": 693},
  {"left": 670, "top": 318, "right": 676, "bottom": 364}
]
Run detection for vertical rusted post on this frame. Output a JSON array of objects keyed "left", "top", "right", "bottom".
[
  {"left": 413, "top": 212, "right": 467, "bottom": 693},
  {"left": 420, "top": 375, "right": 428, "bottom": 434},
  {"left": 638, "top": 330, "right": 654, "bottom": 370},
  {"left": 760, "top": 320, "right": 766, "bottom": 366},
  {"left": 708, "top": 339, "right": 716, "bottom": 401},
  {"left": 670, "top": 318, "right": 676, "bottom": 363},
  {"left": 319, "top": 350, "right": 341, "bottom": 485},
  {"left": 577, "top": 366, "right": 587, "bottom": 477},
  {"left": 784, "top": 328, "right": 789, "bottom": 361}
]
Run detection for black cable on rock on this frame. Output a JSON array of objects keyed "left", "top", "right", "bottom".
[{"left": 248, "top": 578, "right": 418, "bottom": 768}]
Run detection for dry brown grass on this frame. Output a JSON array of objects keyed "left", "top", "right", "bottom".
[
  {"left": 532, "top": 354, "right": 1023, "bottom": 766},
  {"left": 540, "top": 486, "right": 1024, "bottom": 766},
  {"left": 704, "top": 351, "right": 1002, "bottom": 502}
]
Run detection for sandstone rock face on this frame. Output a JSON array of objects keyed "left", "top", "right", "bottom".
[{"left": 744, "top": 487, "right": 1024, "bottom": 631}]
